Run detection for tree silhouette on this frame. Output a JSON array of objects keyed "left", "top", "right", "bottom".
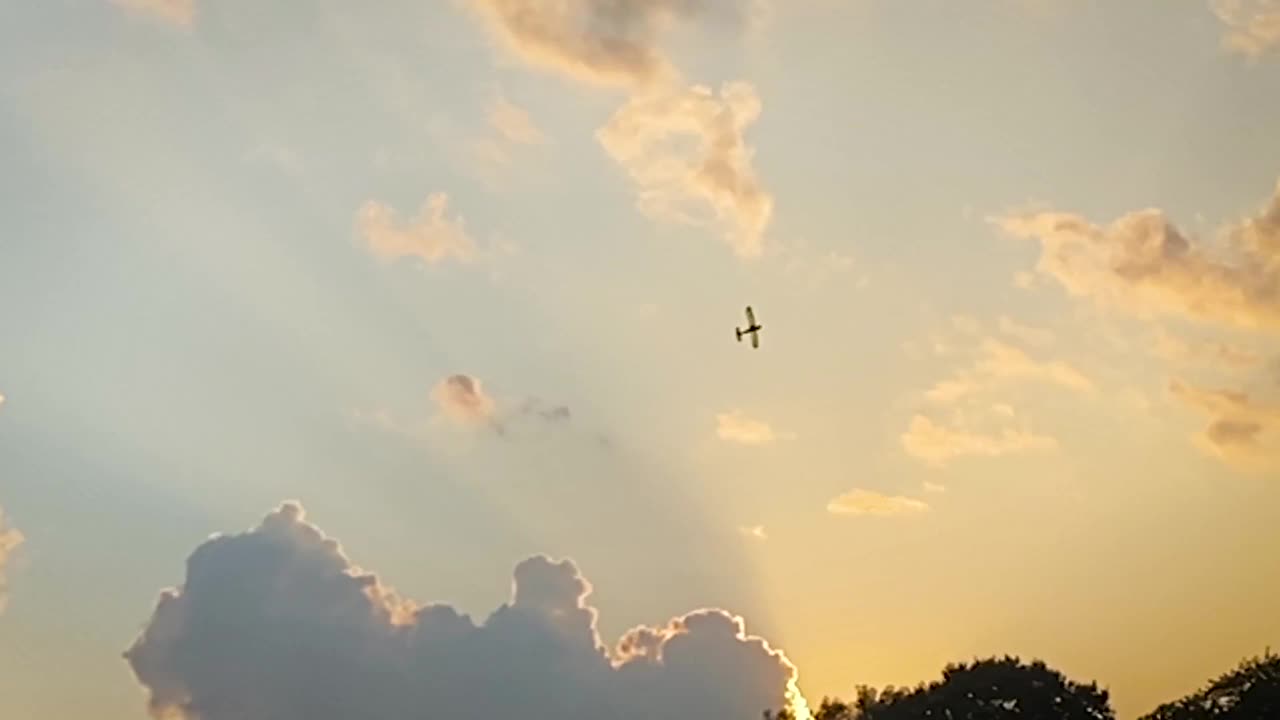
[
  {"left": 767, "top": 656, "right": 1114, "bottom": 720},
  {"left": 1138, "top": 649, "right": 1280, "bottom": 720}
]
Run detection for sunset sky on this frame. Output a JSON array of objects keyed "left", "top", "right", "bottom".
[{"left": 1, "top": 1, "right": 1279, "bottom": 719}]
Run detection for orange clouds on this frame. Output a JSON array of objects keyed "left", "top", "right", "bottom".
[
  {"left": 826, "top": 489, "right": 930, "bottom": 517},
  {"left": 113, "top": 0, "right": 194, "bottom": 26},
  {"left": 1212, "top": 0, "right": 1280, "bottom": 58},
  {"left": 357, "top": 194, "right": 477, "bottom": 266}
]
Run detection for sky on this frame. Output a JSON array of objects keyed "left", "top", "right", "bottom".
[{"left": 1, "top": 1, "right": 1278, "bottom": 719}]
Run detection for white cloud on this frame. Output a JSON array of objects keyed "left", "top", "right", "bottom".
[
  {"left": 124, "top": 501, "right": 812, "bottom": 720},
  {"left": 1211, "top": 0, "right": 1280, "bottom": 58},
  {"left": 357, "top": 193, "right": 477, "bottom": 265},
  {"left": 0, "top": 506, "right": 23, "bottom": 614},
  {"left": 826, "top": 489, "right": 930, "bottom": 517},
  {"left": 901, "top": 414, "right": 1057, "bottom": 467},
  {"left": 922, "top": 481, "right": 947, "bottom": 494},
  {"left": 113, "top": 0, "right": 194, "bottom": 26},
  {"left": 716, "top": 410, "right": 788, "bottom": 445},
  {"left": 597, "top": 82, "right": 774, "bottom": 258},
  {"left": 738, "top": 525, "right": 768, "bottom": 541}
]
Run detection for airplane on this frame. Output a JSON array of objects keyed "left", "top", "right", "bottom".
[{"left": 735, "top": 305, "right": 762, "bottom": 348}]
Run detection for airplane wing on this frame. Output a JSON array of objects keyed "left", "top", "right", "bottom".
[
  {"left": 751, "top": 331, "right": 760, "bottom": 349},
  {"left": 745, "top": 306, "right": 755, "bottom": 325}
]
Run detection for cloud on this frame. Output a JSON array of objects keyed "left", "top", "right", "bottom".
[
  {"left": 1168, "top": 378, "right": 1280, "bottom": 471},
  {"left": 357, "top": 193, "right": 477, "bottom": 265},
  {"left": 489, "top": 95, "right": 546, "bottom": 146},
  {"left": 597, "top": 81, "right": 774, "bottom": 258},
  {"left": 738, "top": 525, "right": 768, "bottom": 541},
  {"left": 998, "top": 316, "right": 1055, "bottom": 348},
  {"left": 922, "top": 481, "right": 947, "bottom": 494},
  {"left": 113, "top": 0, "right": 194, "bottom": 26},
  {"left": 1150, "top": 329, "right": 1264, "bottom": 371},
  {"left": 826, "top": 489, "right": 930, "bottom": 517},
  {"left": 923, "top": 336, "right": 1093, "bottom": 404},
  {"left": 992, "top": 179, "right": 1280, "bottom": 332},
  {"left": 465, "top": 0, "right": 758, "bottom": 89},
  {"left": 0, "top": 506, "right": 23, "bottom": 614},
  {"left": 433, "top": 374, "right": 497, "bottom": 426},
  {"left": 716, "top": 410, "right": 790, "bottom": 445},
  {"left": 123, "top": 501, "right": 811, "bottom": 720},
  {"left": 1212, "top": 0, "right": 1280, "bottom": 58},
  {"left": 901, "top": 414, "right": 1058, "bottom": 467}
]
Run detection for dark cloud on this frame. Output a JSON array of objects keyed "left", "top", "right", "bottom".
[{"left": 124, "top": 502, "right": 809, "bottom": 720}]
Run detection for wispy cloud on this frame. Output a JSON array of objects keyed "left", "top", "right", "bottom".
[
  {"left": 1168, "top": 378, "right": 1280, "bottom": 472},
  {"left": 113, "top": 0, "right": 194, "bottom": 26},
  {"left": 1149, "top": 329, "right": 1264, "bottom": 371},
  {"left": 0, "top": 506, "right": 23, "bottom": 614},
  {"left": 901, "top": 413, "right": 1057, "bottom": 467},
  {"left": 357, "top": 193, "right": 477, "bottom": 265},
  {"left": 597, "top": 82, "right": 773, "bottom": 258},
  {"left": 716, "top": 410, "right": 791, "bottom": 445},
  {"left": 1211, "top": 0, "right": 1280, "bottom": 58},
  {"left": 739, "top": 525, "right": 769, "bottom": 541},
  {"left": 922, "top": 336, "right": 1093, "bottom": 405},
  {"left": 998, "top": 316, "right": 1055, "bottom": 348},
  {"left": 826, "top": 489, "right": 930, "bottom": 517}
]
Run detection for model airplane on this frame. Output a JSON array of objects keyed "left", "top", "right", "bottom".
[{"left": 736, "top": 305, "right": 762, "bottom": 348}]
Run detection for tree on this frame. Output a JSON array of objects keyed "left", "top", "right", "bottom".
[
  {"left": 767, "top": 656, "right": 1114, "bottom": 720},
  {"left": 1138, "top": 649, "right": 1280, "bottom": 720}
]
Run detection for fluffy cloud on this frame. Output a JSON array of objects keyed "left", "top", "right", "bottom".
[
  {"left": 598, "top": 81, "right": 773, "bottom": 258},
  {"left": 993, "top": 179, "right": 1280, "bottom": 332},
  {"left": 357, "top": 193, "right": 477, "bottom": 265},
  {"left": 465, "top": 0, "right": 759, "bottom": 89},
  {"left": 113, "top": 0, "right": 194, "bottom": 26},
  {"left": 716, "top": 410, "right": 787, "bottom": 445},
  {"left": 1168, "top": 378, "right": 1280, "bottom": 472},
  {"left": 826, "top": 489, "right": 930, "bottom": 517},
  {"left": 0, "top": 506, "right": 23, "bottom": 613},
  {"left": 901, "top": 413, "right": 1057, "bottom": 467},
  {"left": 1212, "top": 0, "right": 1280, "bottom": 58},
  {"left": 433, "top": 374, "right": 498, "bottom": 427},
  {"left": 124, "top": 501, "right": 811, "bottom": 720}
]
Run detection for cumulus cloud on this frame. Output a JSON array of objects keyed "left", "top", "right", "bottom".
[
  {"left": 1168, "top": 378, "right": 1280, "bottom": 471},
  {"left": 901, "top": 413, "right": 1057, "bottom": 467},
  {"left": 597, "top": 81, "right": 774, "bottom": 258},
  {"left": 992, "top": 179, "right": 1280, "bottom": 331},
  {"left": 1212, "top": 0, "right": 1280, "bottom": 58},
  {"left": 0, "top": 506, "right": 23, "bottom": 613},
  {"left": 124, "top": 501, "right": 811, "bottom": 720},
  {"left": 716, "top": 410, "right": 789, "bottom": 445},
  {"left": 826, "top": 489, "right": 930, "bottom": 517},
  {"left": 357, "top": 193, "right": 477, "bottom": 265},
  {"left": 465, "top": 0, "right": 759, "bottom": 88},
  {"left": 113, "top": 0, "right": 194, "bottom": 25}
]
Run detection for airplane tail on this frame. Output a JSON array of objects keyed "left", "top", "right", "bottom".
[{"left": 735, "top": 328, "right": 743, "bottom": 341}]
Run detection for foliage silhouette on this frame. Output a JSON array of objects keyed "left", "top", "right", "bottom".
[
  {"left": 766, "top": 655, "right": 1114, "bottom": 720},
  {"left": 1137, "top": 649, "right": 1280, "bottom": 720}
]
